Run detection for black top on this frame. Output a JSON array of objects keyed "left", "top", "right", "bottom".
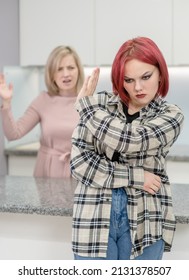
[{"left": 112, "top": 103, "right": 139, "bottom": 162}]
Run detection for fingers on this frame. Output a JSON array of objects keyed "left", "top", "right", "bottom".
[
  {"left": 87, "top": 68, "right": 100, "bottom": 92},
  {"left": 143, "top": 184, "right": 160, "bottom": 195},
  {"left": 143, "top": 171, "right": 161, "bottom": 195},
  {"left": 153, "top": 176, "right": 161, "bottom": 188},
  {"left": 150, "top": 184, "right": 160, "bottom": 194},
  {"left": 154, "top": 174, "right": 161, "bottom": 183},
  {"left": 146, "top": 183, "right": 161, "bottom": 195},
  {"left": 9, "top": 83, "right": 13, "bottom": 91},
  {"left": 0, "top": 73, "right": 5, "bottom": 83},
  {"left": 77, "top": 68, "right": 100, "bottom": 101},
  {"left": 83, "top": 76, "right": 91, "bottom": 90}
]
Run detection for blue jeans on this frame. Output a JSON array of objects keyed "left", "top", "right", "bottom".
[{"left": 74, "top": 188, "right": 164, "bottom": 260}]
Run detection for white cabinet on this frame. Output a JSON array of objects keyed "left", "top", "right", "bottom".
[
  {"left": 7, "top": 155, "right": 36, "bottom": 176},
  {"left": 19, "top": 0, "right": 189, "bottom": 66},
  {"left": 19, "top": 0, "right": 95, "bottom": 65},
  {"left": 173, "top": 0, "right": 189, "bottom": 65},
  {"left": 0, "top": 213, "right": 73, "bottom": 260},
  {"left": 95, "top": 0, "right": 173, "bottom": 65},
  {"left": 19, "top": 0, "right": 174, "bottom": 66},
  {"left": 5, "top": 142, "right": 39, "bottom": 176}
]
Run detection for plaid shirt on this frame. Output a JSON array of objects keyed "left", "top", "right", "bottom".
[{"left": 71, "top": 91, "right": 184, "bottom": 259}]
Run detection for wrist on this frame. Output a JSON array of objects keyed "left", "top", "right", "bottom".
[{"left": 2, "top": 98, "right": 11, "bottom": 109}]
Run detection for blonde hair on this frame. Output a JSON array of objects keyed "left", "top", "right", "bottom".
[{"left": 45, "top": 46, "right": 84, "bottom": 96}]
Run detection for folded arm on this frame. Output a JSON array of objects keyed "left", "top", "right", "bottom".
[
  {"left": 76, "top": 96, "right": 184, "bottom": 154},
  {"left": 71, "top": 120, "right": 160, "bottom": 194}
]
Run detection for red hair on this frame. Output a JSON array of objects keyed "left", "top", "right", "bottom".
[{"left": 111, "top": 37, "right": 169, "bottom": 105}]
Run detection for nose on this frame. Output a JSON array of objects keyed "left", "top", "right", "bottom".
[
  {"left": 61, "top": 68, "right": 69, "bottom": 76},
  {"left": 63, "top": 70, "right": 68, "bottom": 77},
  {"left": 134, "top": 80, "right": 142, "bottom": 92}
]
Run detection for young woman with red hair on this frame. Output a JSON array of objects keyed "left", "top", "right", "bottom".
[{"left": 70, "top": 37, "right": 184, "bottom": 260}]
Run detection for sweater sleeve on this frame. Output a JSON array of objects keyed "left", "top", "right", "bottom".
[{"left": 1, "top": 100, "right": 40, "bottom": 140}]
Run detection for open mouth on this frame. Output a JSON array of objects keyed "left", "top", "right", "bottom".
[{"left": 63, "top": 79, "right": 71, "bottom": 84}]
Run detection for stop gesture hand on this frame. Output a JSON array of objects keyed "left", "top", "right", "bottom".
[
  {"left": 77, "top": 68, "right": 100, "bottom": 101},
  {"left": 0, "top": 73, "right": 13, "bottom": 100}
]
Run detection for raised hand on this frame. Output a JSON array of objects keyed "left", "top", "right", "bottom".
[
  {"left": 77, "top": 67, "right": 100, "bottom": 101},
  {"left": 0, "top": 73, "right": 13, "bottom": 100}
]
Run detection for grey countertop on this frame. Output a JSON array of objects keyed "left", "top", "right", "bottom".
[
  {"left": 0, "top": 176, "right": 77, "bottom": 216},
  {"left": 4, "top": 142, "right": 189, "bottom": 161},
  {"left": 0, "top": 175, "right": 188, "bottom": 224}
]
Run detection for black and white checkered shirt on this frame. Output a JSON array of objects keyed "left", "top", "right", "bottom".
[{"left": 71, "top": 91, "right": 184, "bottom": 259}]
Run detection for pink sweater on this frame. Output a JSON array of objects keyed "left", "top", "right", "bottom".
[{"left": 1, "top": 92, "right": 79, "bottom": 178}]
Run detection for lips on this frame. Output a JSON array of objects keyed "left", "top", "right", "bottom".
[
  {"left": 136, "top": 94, "right": 146, "bottom": 98},
  {"left": 63, "top": 79, "right": 71, "bottom": 83}
]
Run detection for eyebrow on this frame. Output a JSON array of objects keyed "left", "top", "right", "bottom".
[
  {"left": 124, "top": 70, "right": 154, "bottom": 79},
  {"left": 125, "top": 66, "right": 157, "bottom": 79}
]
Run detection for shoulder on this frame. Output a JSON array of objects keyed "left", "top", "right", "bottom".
[
  {"left": 30, "top": 91, "right": 49, "bottom": 108},
  {"left": 152, "top": 98, "right": 184, "bottom": 126},
  {"left": 161, "top": 99, "right": 183, "bottom": 116},
  {"left": 148, "top": 97, "right": 183, "bottom": 116}
]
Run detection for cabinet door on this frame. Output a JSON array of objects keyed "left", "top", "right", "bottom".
[
  {"left": 95, "top": 0, "right": 173, "bottom": 65},
  {"left": 19, "top": 0, "right": 95, "bottom": 65},
  {"left": 173, "top": 0, "right": 189, "bottom": 65}
]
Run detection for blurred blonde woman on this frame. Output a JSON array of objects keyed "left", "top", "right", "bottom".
[{"left": 0, "top": 46, "right": 84, "bottom": 178}]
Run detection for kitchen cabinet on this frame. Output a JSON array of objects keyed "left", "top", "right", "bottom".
[
  {"left": 173, "top": 0, "right": 189, "bottom": 64},
  {"left": 19, "top": 0, "right": 95, "bottom": 65},
  {"left": 19, "top": 0, "right": 183, "bottom": 66},
  {"left": 95, "top": 0, "right": 173, "bottom": 65}
]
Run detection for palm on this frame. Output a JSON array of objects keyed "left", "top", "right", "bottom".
[
  {"left": 77, "top": 68, "right": 100, "bottom": 101},
  {"left": 0, "top": 83, "right": 13, "bottom": 99},
  {"left": 0, "top": 74, "right": 13, "bottom": 99}
]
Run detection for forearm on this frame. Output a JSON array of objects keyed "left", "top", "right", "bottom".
[
  {"left": 71, "top": 131, "right": 144, "bottom": 190},
  {"left": 1, "top": 106, "right": 40, "bottom": 140},
  {"left": 76, "top": 97, "right": 184, "bottom": 153},
  {"left": 1, "top": 98, "right": 12, "bottom": 109}
]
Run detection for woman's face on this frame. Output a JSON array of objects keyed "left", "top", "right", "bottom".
[
  {"left": 54, "top": 54, "right": 79, "bottom": 96},
  {"left": 123, "top": 59, "right": 160, "bottom": 113}
]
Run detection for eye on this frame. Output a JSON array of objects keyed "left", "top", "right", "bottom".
[
  {"left": 124, "top": 78, "right": 134, "bottom": 83},
  {"left": 142, "top": 73, "right": 152, "bottom": 80},
  {"left": 67, "top": 66, "right": 75, "bottom": 70},
  {"left": 57, "top": 67, "right": 63, "bottom": 72}
]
